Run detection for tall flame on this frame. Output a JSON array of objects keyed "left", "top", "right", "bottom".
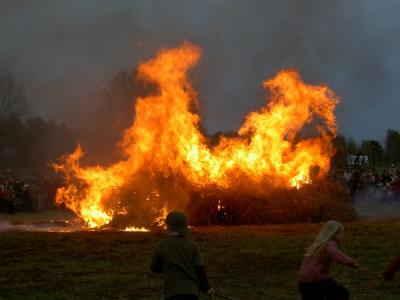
[{"left": 53, "top": 42, "right": 339, "bottom": 228}]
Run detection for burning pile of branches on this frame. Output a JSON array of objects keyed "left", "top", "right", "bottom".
[
  {"left": 53, "top": 42, "right": 353, "bottom": 230},
  {"left": 188, "top": 180, "right": 354, "bottom": 224}
]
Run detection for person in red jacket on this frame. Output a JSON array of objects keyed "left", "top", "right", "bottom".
[
  {"left": 383, "top": 256, "right": 400, "bottom": 284},
  {"left": 298, "top": 220, "right": 360, "bottom": 300}
]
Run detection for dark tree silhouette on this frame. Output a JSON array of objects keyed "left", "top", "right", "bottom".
[
  {"left": 361, "top": 139, "right": 384, "bottom": 167},
  {"left": 0, "top": 72, "right": 28, "bottom": 119},
  {"left": 385, "top": 129, "right": 400, "bottom": 164}
]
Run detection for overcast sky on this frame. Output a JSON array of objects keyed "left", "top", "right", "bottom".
[{"left": 1, "top": 0, "right": 400, "bottom": 141}]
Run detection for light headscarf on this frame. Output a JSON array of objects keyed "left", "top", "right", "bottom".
[{"left": 305, "top": 220, "right": 343, "bottom": 256}]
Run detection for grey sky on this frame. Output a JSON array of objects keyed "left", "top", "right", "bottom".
[{"left": 1, "top": 0, "right": 399, "bottom": 141}]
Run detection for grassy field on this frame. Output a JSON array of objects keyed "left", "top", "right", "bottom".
[{"left": 0, "top": 215, "right": 400, "bottom": 299}]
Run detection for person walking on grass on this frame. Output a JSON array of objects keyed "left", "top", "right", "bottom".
[
  {"left": 298, "top": 220, "right": 360, "bottom": 300},
  {"left": 151, "top": 211, "right": 214, "bottom": 300}
]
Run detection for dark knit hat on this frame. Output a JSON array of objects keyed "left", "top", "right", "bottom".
[{"left": 166, "top": 211, "right": 189, "bottom": 236}]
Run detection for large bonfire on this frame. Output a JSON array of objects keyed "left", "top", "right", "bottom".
[{"left": 53, "top": 42, "right": 349, "bottom": 229}]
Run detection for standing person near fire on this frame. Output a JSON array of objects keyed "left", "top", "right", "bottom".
[
  {"left": 298, "top": 220, "right": 359, "bottom": 300},
  {"left": 151, "top": 211, "right": 214, "bottom": 300}
]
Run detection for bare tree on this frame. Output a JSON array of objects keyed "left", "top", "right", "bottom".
[{"left": 0, "top": 72, "right": 28, "bottom": 119}]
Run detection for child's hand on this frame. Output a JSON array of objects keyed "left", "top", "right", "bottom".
[
  {"left": 206, "top": 288, "right": 215, "bottom": 295},
  {"left": 350, "top": 260, "right": 360, "bottom": 268}
]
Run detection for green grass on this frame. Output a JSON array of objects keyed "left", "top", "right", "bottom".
[{"left": 0, "top": 218, "right": 399, "bottom": 299}]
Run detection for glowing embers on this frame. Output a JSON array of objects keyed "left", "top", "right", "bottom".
[{"left": 124, "top": 226, "right": 150, "bottom": 232}]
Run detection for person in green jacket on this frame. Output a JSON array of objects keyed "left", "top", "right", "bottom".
[{"left": 151, "top": 211, "right": 214, "bottom": 300}]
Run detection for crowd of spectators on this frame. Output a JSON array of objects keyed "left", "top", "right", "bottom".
[
  {"left": 337, "top": 164, "right": 400, "bottom": 201},
  {"left": 0, "top": 170, "right": 61, "bottom": 214}
]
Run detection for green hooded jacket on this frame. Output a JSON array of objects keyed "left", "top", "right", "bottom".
[{"left": 151, "top": 234, "right": 204, "bottom": 299}]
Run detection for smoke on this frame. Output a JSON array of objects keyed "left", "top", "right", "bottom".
[
  {"left": 0, "top": 219, "right": 83, "bottom": 232},
  {"left": 1, "top": 0, "right": 400, "bottom": 140},
  {"left": 353, "top": 187, "right": 400, "bottom": 218}
]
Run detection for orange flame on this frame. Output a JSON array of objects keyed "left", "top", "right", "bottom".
[
  {"left": 53, "top": 42, "right": 338, "bottom": 228},
  {"left": 124, "top": 226, "right": 150, "bottom": 232}
]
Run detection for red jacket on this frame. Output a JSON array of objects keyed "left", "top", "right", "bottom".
[{"left": 383, "top": 256, "right": 400, "bottom": 280}]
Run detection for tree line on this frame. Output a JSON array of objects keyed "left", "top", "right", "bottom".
[
  {"left": 0, "top": 69, "right": 151, "bottom": 175},
  {"left": 333, "top": 130, "right": 400, "bottom": 169},
  {"left": 0, "top": 72, "right": 77, "bottom": 175}
]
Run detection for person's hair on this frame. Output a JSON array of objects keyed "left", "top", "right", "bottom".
[{"left": 304, "top": 220, "right": 343, "bottom": 257}]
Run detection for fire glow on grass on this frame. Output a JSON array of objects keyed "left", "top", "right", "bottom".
[{"left": 53, "top": 42, "right": 339, "bottom": 228}]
